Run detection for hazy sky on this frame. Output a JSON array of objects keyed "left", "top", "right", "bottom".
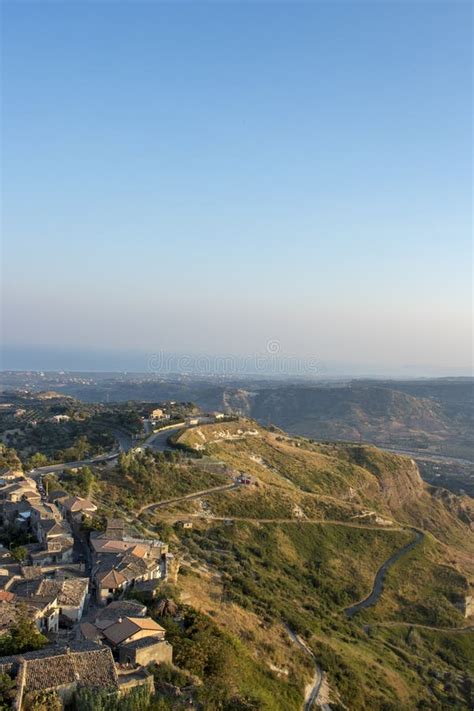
[{"left": 1, "top": 1, "right": 472, "bottom": 375}]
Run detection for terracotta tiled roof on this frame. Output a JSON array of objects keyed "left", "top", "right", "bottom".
[
  {"left": 0, "top": 643, "right": 118, "bottom": 693},
  {"left": 57, "top": 578, "right": 89, "bottom": 607},
  {"left": 127, "top": 617, "right": 165, "bottom": 632},
  {"left": 0, "top": 591, "right": 15, "bottom": 602},
  {"left": 94, "top": 600, "right": 146, "bottom": 629},
  {"left": 91, "top": 539, "right": 131, "bottom": 554},
  {"left": 61, "top": 496, "right": 97, "bottom": 513},
  {"left": 103, "top": 519, "right": 125, "bottom": 539},
  {"left": 102, "top": 616, "right": 165, "bottom": 646},
  {"left": 21, "top": 566, "right": 43, "bottom": 580},
  {"left": 120, "top": 637, "right": 171, "bottom": 652},
  {"left": 116, "top": 554, "right": 148, "bottom": 582},
  {"left": 95, "top": 550, "right": 150, "bottom": 589},
  {"left": 80, "top": 622, "right": 104, "bottom": 642},
  {"left": 40, "top": 520, "right": 70, "bottom": 537},
  {"left": 97, "top": 568, "right": 126, "bottom": 588},
  {"left": 129, "top": 544, "right": 148, "bottom": 558},
  {"left": 23, "top": 577, "right": 89, "bottom": 608}
]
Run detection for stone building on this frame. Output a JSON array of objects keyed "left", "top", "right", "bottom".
[{"left": 118, "top": 636, "right": 173, "bottom": 666}]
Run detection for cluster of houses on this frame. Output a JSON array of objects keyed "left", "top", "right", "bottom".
[
  {"left": 186, "top": 411, "right": 225, "bottom": 426},
  {"left": 90, "top": 518, "right": 174, "bottom": 605},
  {"left": 0, "top": 466, "right": 175, "bottom": 709},
  {"left": 146, "top": 403, "right": 227, "bottom": 429}
]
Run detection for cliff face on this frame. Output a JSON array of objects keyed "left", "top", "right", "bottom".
[
  {"left": 248, "top": 385, "right": 449, "bottom": 439},
  {"left": 342, "top": 445, "right": 425, "bottom": 511},
  {"left": 430, "top": 486, "right": 474, "bottom": 527},
  {"left": 342, "top": 445, "right": 472, "bottom": 562}
]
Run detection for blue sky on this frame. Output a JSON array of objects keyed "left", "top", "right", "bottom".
[{"left": 1, "top": 1, "right": 472, "bottom": 375}]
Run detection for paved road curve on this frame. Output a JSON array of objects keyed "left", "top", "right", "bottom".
[
  {"left": 140, "top": 425, "right": 184, "bottom": 452},
  {"left": 29, "top": 425, "right": 182, "bottom": 478},
  {"left": 30, "top": 450, "right": 121, "bottom": 477},
  {"left": 286, "top": 627, "right": 330, "bottom": 711},
  {"left": 344, "top": 529, "right": 425, "bottom": 618}
]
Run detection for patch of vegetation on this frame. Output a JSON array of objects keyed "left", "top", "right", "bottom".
[
  {"left": 0, "top": 446, "right": 22, "bottom": 472},
  {"left": 74, "top": 686, "right": 156, "bottom": 710},
  {"left": 0, "top": 672, "right": 16, "bottom": 710},
  {"left": 25, "top": 690, "right": 62, "bottom": 711},
  {"left": 44, "top": 466, "right": 97, "bottom": 498},
  {"left": 17, "top": 426, "right": 114, "bottom": 464},
  {"left": 0, "top": 608, "right": 48, "bottom": 656},
  {"left": 0, "top": 524, "right": 37, "bottom": 549},
  {"left": 156, "top": 606, "right": 304, "bottom": 710},
  {"left": 98, "top": 450, "right": 229, "bottom": 511}
]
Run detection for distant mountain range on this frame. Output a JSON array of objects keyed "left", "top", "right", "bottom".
[
  {"left": 1, "top": 374, "right": 473, "bottom": 461},
  {"left": 239, "top": 380, "right": 473, "bottom": 460}
]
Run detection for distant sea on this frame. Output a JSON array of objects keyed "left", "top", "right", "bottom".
[
  {"left": 1, "top": 345, "right": 154, "bottom": 373},
  {"left": 1, "top": 345, "right": 472, "bottom": 379}
]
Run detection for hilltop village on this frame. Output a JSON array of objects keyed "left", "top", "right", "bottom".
[
  {"left": 0, "top": 400, "right": 217, "bottom": 709},
  {"left": 0, "top": 474, "right": 177, "bottom": 707}
]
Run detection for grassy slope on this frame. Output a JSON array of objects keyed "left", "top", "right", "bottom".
[
  {"left": 157, "top": 421, "right": 474, "bottom": 709},
  {"left": 171, "top": 517, "right": 472, "bottom": 710}
]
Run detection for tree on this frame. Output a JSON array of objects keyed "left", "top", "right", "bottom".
[
  {"left": 154, "top": 598, "right": 177, "bottom": 618},
  {"left": 0, "top": 672, "right": 16, "bottom": 710},
  {"left": 42, "top": 473, "right": 59, "bottom": 497},
  {"left": 0, "top": 606, "right": 48, "bottom": 655},
  {"left": 10, "top": 546, "right": 27, "bottom": 563},
  {"left": 24, "top": 690, "right": 61, "bottom": 711},
  {"left": 27, "top": 453, "right": 48, "bottom": 469},
  {"left": 74, "top": 685, "right": 152, "bottom": 710},
  {"left": 82, "top": 513, "right": 106, "bottom": 533},
  {"left": 77, "top": 466, "right": 95, "bottom": 496}
]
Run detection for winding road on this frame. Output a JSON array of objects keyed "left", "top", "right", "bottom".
[
  {"left": 344, "top": 529, "right": 424, "bottom": 618},
  {"left": 140, "top": 424, "right": 184, "bottom": 452},
  {"left": 286, "top": 627, "right": 326, "bottom": 711},
  {"left": 30, "top": 450, "right": 121, "bottom": 477},
  {"left": 29, "top": 424, "right": 183, "bottom": 478},
  {"left": 137, "top": 483, "right": 238, "bottom": 516}
]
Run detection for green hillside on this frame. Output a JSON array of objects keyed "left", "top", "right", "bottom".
[{"left": 116, "top": 419, "right": 474, "bottom": 710}]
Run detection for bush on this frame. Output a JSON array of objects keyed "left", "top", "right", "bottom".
[{"left": 0, "top": 608, "right": 48, "bottom": 656}]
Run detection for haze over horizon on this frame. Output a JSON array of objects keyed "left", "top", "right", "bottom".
[{"left": 1, "top": 2, "right": 472, "bottom": 376}]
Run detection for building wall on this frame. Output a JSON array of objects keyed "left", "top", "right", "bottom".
[
  {"left": 98, "top": 587, "right": 116, "bottom": 605},
  {"left": 61, "top": 597, "right": 86, "bottom": 622},
  {"left": 119, "top": 640, "right": 172, "bottom": 667}
]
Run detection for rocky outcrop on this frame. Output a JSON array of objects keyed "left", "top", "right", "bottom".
[{"left": 346, "top": 445, "right": 425, "bottom": 510}]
